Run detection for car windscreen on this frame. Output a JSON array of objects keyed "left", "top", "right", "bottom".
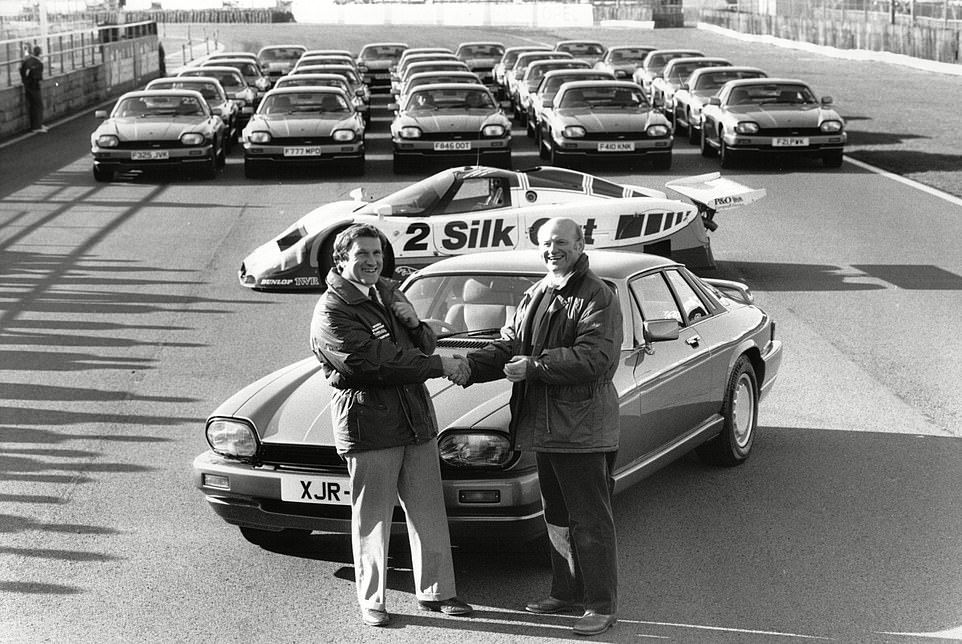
[
  {"left": 363, "top": 172, "right": 457, "bottom": 215},
  {"left": 734, "top": 83, "right": 817, "bottom": 105},
  {"left": 557, "top": 43, "right": 604, "bottom": 57},
  {"left": 361, "top": 45, "right": 406, "bottom": 60},
  {"left": 152, "top": 81, "right": 220, "bottom": 100},
  {"left": 260, "top": 48, "right": 303, "bottom": 61},
  {"left": 542, "top": 73, "right": 611, "bottom": 98},
  {"left": 184, "top": 71, "right": 243, "bottom": 90},
  {"left": 406, "top": 87, "right": 494, "bottom": 111},
  {"left": 404, "top": 274, "right": 539, "bottom": 337},
  {"left": 458, "top": 44, "right": 504, "bottom": 58},
  {"left": 694, "top": 70, "right": 766, "bottom": 91},
  {"left": 261, "top": 92, "right": 350, "bottom": 115},
  {"left": 559, "top": 85, "right": 648, "bottom": 110},
  {"left": 608, "top": 48, "right": 650, "bottom": 63},
  {"left": 118, "top": 95, "right": 204, "bottom": 117}
]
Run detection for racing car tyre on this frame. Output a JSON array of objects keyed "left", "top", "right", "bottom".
[
  {"left": 695, "top": 354, "right": 758, "bottom": 466},
  {"left": 239, "top": 526, "right": 311, "bottom": 548},
  {"left": 92, "top": 165, "right": 113, "bottom": 182}
]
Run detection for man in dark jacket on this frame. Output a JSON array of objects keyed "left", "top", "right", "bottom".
[
  {"left": 310, "top": 223, "right": 472, "bottom": 628},
  {"left": 19, "top": 45, "right": 46, "bottom": 133},
  {"left": 465, "top": 217, "right": 623, "bottom": 637}
]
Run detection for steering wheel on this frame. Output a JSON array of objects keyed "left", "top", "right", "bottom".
[{"left": 423, "top": 318, "right": 461, "bottom": 334}]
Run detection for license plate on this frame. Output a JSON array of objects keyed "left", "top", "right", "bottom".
[
  {"left": 131, "top": 150, "right": 169, "bottom": 160},
  {"left": 284, "top": 147, "right": 323, "bottom": 157},
  {"left": 434, "top": 141, "right": 471, "bottom": 151},
  {"left": 598, "top": 141, "right": 635, "bottom": 152},
  {"left": 280, "top": 473, "right": 352, "bottom": 506},
  {"left": 773, "top": 137, "right": 809, "bottom": 147}
]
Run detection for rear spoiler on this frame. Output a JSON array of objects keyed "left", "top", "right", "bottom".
[{"left": 664, "top": 172, "right": 767, "bottom": 213}]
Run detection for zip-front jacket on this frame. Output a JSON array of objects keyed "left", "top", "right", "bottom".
[
  {"left": 466, "top": 254, "right": 623, "bottom": 453},
  {"left": 311, "top": 270, "right": 444, "bottom": 454}
]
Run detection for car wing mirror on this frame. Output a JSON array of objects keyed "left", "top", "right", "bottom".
[
  {"left": 709, "top": 96, "right": 721, "bottom": 106},
  {"left": 642, "top": 318, "right": 680, "bottom": 354},
  {"left": 387, "top": 102, "right": 398, "bottom": 111},
  {"left": 95, "top": 109, "right": 108, "bottom": 119},
  {"left": 820, "top": 95, "right": 834, "bottom": 106}
]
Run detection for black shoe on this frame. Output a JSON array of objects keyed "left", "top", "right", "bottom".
[
  {"left": 573, "top": 611, "right": 616, "bottom": 636},
  {"left": 361, "top": 608, "right": 390, "bottom": 627},
  {"left": 417, "top": 597, "right": 473, "bottom": 616},
  {"left": 525, "top": 596, "right": 576, "bottom": 614}
]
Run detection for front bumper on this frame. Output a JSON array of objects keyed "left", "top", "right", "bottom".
[
  {"left": 193, "top": 450, "right": 546, "bottom": 542},
  {"left": 721, "top": 132, "right": 846, "bottom": 157},
  {"left": 550, "top": 136, "right": 672, "bottom": 161},
  {"left": 91, "top": 144, "right": 214, "bottom": 171},
  {"left": 243, "top": 141, "right": 365, "bottom": 164}
]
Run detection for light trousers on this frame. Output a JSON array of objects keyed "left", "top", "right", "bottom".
[{"left": 345, "top": 439, "right": 457, "bottom": 610}]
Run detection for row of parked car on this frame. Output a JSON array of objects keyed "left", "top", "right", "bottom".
[{"left": 88, "top": 38, "right": 847, "bottom": 182}]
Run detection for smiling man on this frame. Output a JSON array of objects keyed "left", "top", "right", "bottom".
[
  {"left": 309, "top": 223, "right": 472, "bottom": 627},
  {"left": 463, "top": 217, "right": 624, "bottom": 636}
]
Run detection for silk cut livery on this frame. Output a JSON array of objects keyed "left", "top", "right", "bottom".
[{"left": 238, "top": 165, "right": 766, "bottom": 291}]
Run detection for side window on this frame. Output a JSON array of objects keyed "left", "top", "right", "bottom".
[
  {"left": 664, "top": 269, "right": 711, "bottom": 323},
  {"left": 439, "top": 177, "right": 508, "bottom": 214},
  {"left": 629, "top": 273, "right": 682, "bottom": 324}
]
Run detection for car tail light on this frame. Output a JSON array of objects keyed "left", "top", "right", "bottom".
[{"left": 206, "top": 417, "right": 259, "bottom": 460}]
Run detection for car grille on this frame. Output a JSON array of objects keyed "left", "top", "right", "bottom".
[
  {"left": 265, "top": 136, "right": 340, "bottom": 145},
  {"left": 259, "top": 443, "right": 344, "bottom": 469},
  {"left": 758, "top": 126, "right": 826, "bottom": 137},
  {"left": 580, "top": 131, "right": 654, "bottom": 141},
  {"left": 113, "top": 139, "right": 202, "bottom": 149},
  {"left": 418, "top": 131, "right": 488, "bottom": 142}
]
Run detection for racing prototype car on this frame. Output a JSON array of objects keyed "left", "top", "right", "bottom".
[{"left": 237, "top": 165, "right": 766, "bottom": 291}]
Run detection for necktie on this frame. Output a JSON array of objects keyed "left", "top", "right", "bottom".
[{"left": 368, "top": 287, "right": 381, "bottom": 308}]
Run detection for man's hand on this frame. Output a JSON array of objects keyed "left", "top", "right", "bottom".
[
  {"left": 503, "top": 355, "right": 537, "bottom": 382},
  {"left": 391, "top": 300, "right": 420, "bottom": 329},
  {"left": 441, "top": 355, "right": 471, "bottom": 386}
]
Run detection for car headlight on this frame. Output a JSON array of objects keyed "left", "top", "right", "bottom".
[
  {"left": 735, "top": 121, "right": 760, "bottom": 134},
  {"left": 249, "top": 131, "right": 272, "bottom": 144},
  {"left": 96, "top": 134, "right": 119, "bottom": 148},
  {"left": 482, "top": 124, "right": 505, "bottom": 137},
  {"left": 820, "top": 120, "right": 843, "bottom": 133},
  {"left": 180, "top": 132, "right": 205, "bottom": 146},
  {"left": 206, "top": 417, "right": 259, "bottom": 459},
  {"left": 563, "top": 125, "right": 586, "bottom": 138},
  {"left": 438, "top": 430, "right": 512, "bottom": 469},
  {"left": 646, "top": 124, "right": 670, "bottom": 137},
  {"left": 333, "top": 129, "right": 357, "bottom": 142},
  {"left": 399, "top": 126, "right": 422, "bottom": 139}
]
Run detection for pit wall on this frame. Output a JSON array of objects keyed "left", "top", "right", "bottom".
[{"left": 0, "top": 35, "right": 160, "bottom": 139}]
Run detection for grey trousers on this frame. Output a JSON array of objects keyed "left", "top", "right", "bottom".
[{"left": 345, "top": 439, "right": 457, "bottom": 610}]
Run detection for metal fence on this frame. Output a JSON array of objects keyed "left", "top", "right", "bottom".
[{"left": 0, "top": 20, "right": 158, "bottom": 89}]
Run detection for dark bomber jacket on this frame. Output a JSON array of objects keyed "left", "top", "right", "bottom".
[
  {"left": 311, "top": 270, "right": 443, "bottom": 454},
  {"left": 466, "top": 254, "right": 623, "bottom": 453}
]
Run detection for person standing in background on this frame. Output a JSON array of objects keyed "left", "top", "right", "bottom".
[{"left": 19, "top": 45, "right": 46, "bottom": 133}]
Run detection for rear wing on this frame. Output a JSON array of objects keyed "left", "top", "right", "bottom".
[{"left": 664, "top": 172, "right": 766, "bottom": 213}]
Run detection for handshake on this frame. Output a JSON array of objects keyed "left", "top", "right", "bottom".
[{"left": 441, "top": 355, "right": 471, "bottom": 386}]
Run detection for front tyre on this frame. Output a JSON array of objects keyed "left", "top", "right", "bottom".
[
  {"left": 700, "top": 125, "right": 716, "bottom": 157},
  {"left": 696, "top": 355, "right": 758, "bottom": 466},
  {"left": 822, "top": 150, "right": 844, "bottom": 168},
  {"left": 92, "top": 165, "right": 113, "bottom": 182}
]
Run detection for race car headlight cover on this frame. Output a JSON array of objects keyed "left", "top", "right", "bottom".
[
  {"left": 180, "top": 132, "right": 206, "bottom": 146},
  {"left": 399, "top": 126, "right": 422, "bottom": 139},
  {"left": 482, "top": 124, "right": 506, "bottom": 137},
  {"left": 333, "top": 129, "right": 357, "bottom": 142},
  {"left": 249, "top": 131, "right": 272, "bottom": 144},
  {"left": 735, "top": 121, "right": 760, "bottom": 135},
  {"left": 646, "top": 124, "right": 671, "bottom": 137},
  {"left": 438, "top": 430, "right": 512, "bottom": 469},
  {"left": 96, "top": 134, "right": 119, "bottom": 148},
  {"left": 206, "top": 417, "right": 259, "bottom": 460},
  {"left": 563, "top": 125, "right": 586, "bottom": 138},
  {"left": 820, "top": 120, "right": 844, "bottom": 133}
]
